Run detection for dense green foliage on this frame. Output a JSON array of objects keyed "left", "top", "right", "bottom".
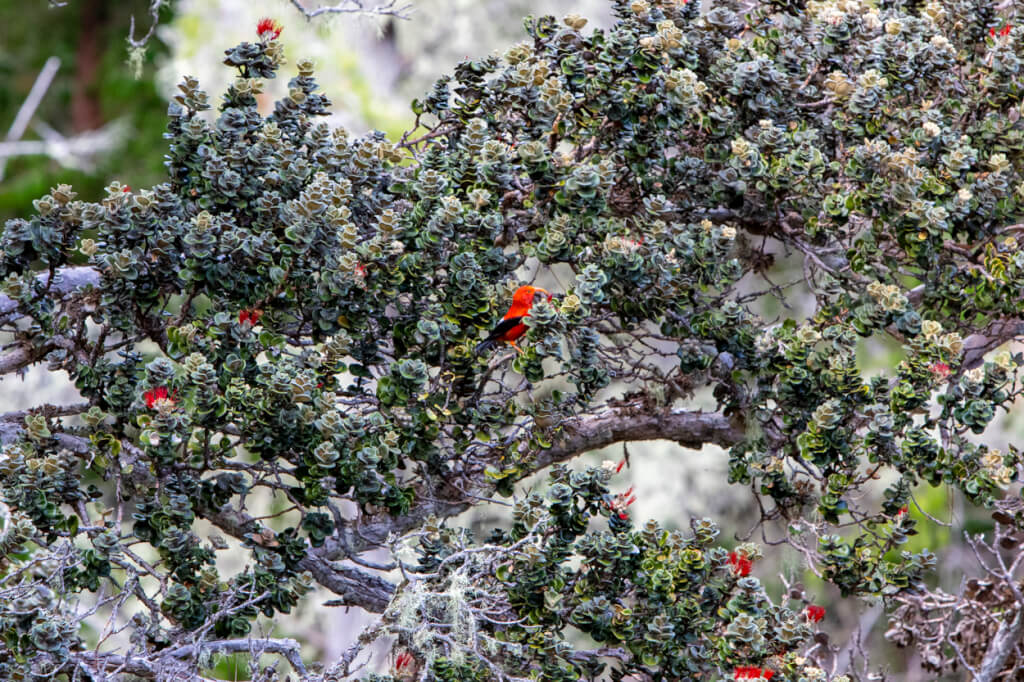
[{"left": 3, "top": 0, "right": 1024, "bottom": 679}]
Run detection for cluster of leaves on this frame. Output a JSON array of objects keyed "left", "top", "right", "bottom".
[
  {"left": 369, "top": 463, "right": 832, "bottom": 682},
  {"left": 3, "top": 0, "right": 1024, "bottom": 678}
]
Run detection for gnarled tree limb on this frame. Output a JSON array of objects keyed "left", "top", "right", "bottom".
[{"left": 338, "top": 406, "right": 744, "bottom": 559}]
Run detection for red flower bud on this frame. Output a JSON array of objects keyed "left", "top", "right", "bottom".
[{"left": 806, "top": 604, "right": 826, "bottom": 622}]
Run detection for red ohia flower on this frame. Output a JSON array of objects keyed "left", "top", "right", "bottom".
[
  {"left": 806, "top": 604, "right": 826, "bottom": 622},
  {"left": 257, "top": 17, "right": 283, "bottom": 40},
  {"left": 144, "top": 386, "right": 174, "bottom": 409},
  {"left": 606, "top": 486, "right": 637, "bottom": 520},
  {"left": 395, "top": 652, "right": 413, "bottom": 670},
  {"left": 239, "top": 309, "right": 263, "bottom": 325},
  {"left": 991, "top": 26, "right": 997, "bottom": 37},
  {"left": 929, "top": 362, "right": 950, "bottom": 379},
  {"left": 1002, "top": 24, "right": 1013, "bottom": 36},
  {"left": 735, "top": 667, "right": 774, "bottom": 680},
  {"left": 728, "top": 551, "right": 753, "bottom": 577}
]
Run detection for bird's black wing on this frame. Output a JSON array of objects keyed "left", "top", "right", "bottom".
[{"left": 474, "top": 316, "right": 524, "bottom": 354}]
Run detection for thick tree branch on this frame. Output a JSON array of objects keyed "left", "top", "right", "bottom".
[
  {"left": 961, "top": 317, "right": 1024, "bottom": 370},
  {"left": 207, "top": 505, "right": 399, "bottom": 613},
  {"left": 298, "top": 554, "right": 396, "bottom": 612},
  {"left": 537, "top": 406, "right": 744, "bottom": 470},
  {"left": 0, "top": 266, "right": 100, "bottom": 377},
  {"left": 0, "top": 265, "right": 99, "bottom": 318},
  {"left": 74, "top": 637, "right": 307, "bottom": 678},
  {"left": 0, "top": 344, "right": 45, "bottom": 377},
  {"left": 341, "top": 406, "right": 745, "bottom": 557},
  {"left": 209, "top": 406, "right": 743, "bottom": 613},
  {"left": 975, "top": 609, "right": 1024, "bottom": 682}
]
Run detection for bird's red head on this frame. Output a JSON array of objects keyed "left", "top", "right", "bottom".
[{"left": 512, "top": 285, "right": 551, "bottom": 307}]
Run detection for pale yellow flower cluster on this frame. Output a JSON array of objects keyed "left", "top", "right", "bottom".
[
  {"left": 920, "top": 319, "right": 943, "bottom": 339},
  {"left": 807, "top": 0, "right": 864, "bottom": 21},
  {"left": 963, "top": 366, "right": 985, "bottom": 385},
  {"left": 990, "top": 350, "right": 1015, "bottom": 371},
  {"left": 981, "top": 450, "right": 1014, "bottom": 486},
  {"left": 866, "top": 281, "right": 908, "bottom": 311},
  {"left": 603, "top": 235, "right": 643, "bottom": 255},
  {"left": 858, "top": 69, "right": 889, "bottom": 89}
]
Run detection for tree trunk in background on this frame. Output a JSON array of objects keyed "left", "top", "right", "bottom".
[{"left": 71, "top": 0, "right": 105, "bottom": 132}]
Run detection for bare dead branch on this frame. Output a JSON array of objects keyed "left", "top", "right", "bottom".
[{"left": 288, "top": 0, "right": 414, "bottom": 20}]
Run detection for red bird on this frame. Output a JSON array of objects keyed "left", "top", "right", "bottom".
[{"left": 475, "top": 285, "right": 551, "bottom": 354}]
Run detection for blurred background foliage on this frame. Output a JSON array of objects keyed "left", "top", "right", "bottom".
[
  {"left": 0, "top": 1, "right": 1013, "bottom": 679},
  {"left": 0, "top": 0, "right": 169, "bottom": 221}
]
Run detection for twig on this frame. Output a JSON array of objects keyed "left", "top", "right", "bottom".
[
  {"left": 0, "top": 56, "right": 60, "bottom": 181},
  {"left": 288, "top": 0, "right": 414, "bottom": 20},
  {"left": 127, "top": 0, "right": 167, "bottom": 50}
]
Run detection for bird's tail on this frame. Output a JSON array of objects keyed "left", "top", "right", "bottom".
[{"left": 474, "top": 338, "right": 498, "bottom": 355}]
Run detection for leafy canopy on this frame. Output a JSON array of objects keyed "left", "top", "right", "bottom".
[{"left": 2, "top": 0, "right": 1024, "bottom": 679}]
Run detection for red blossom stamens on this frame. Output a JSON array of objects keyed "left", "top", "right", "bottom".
[
  {"left": 991, "top": 26, "right": 998, "bottom": 38},
  {"left": 395, "top": 652, "right": 413, "bottom": 670},
  {"left": 606, "top": 486, "right": 638, "bottom": 520},
  {"left": 728, "top": 551, "right": 753, "bottom": 577},
  {"left": 122, "top": 186, "right": 131, "bottom": 192},
  {"left": 144, "top": 386, "right": 174, "bottom": 409},
  {"left": 257, "top": 17, "right": 283, "bottom": 40},
  {"left": 355, "top": 263, "right": 367, "bottom": 278},
  {"left": 1002, "top": 24, "right": 1013, "bottom": 36},
  {"left": 735, "top": 667, "right": 774, "bottom": 680},
  {"left": 897, "top": 505, "right": 909, "bottom": 517},
  {"left": 929, "top": 362, "right": 951, "bottom": 379},
  {"left": 615, "top": 458, "right": 627, "bottom": 473},
  {"left": 806, "top": 604, "right": 826, "bottom": 623}
]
